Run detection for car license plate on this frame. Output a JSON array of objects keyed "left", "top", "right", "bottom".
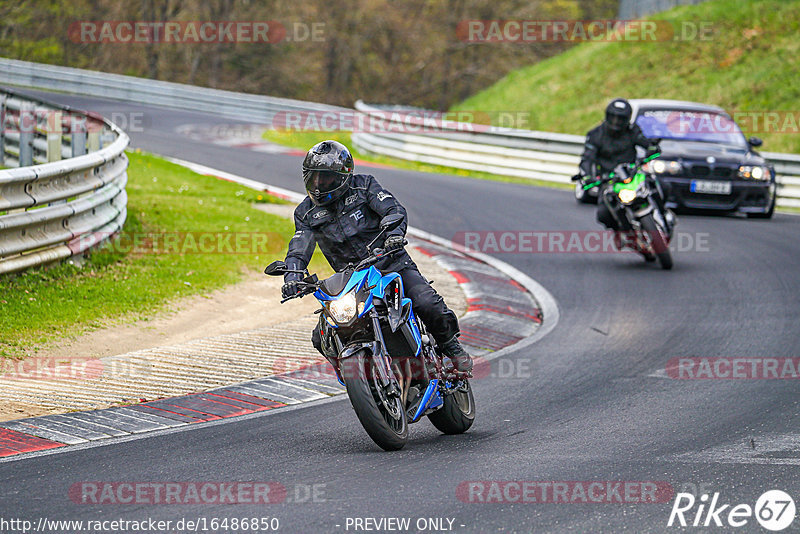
[{"left": 691, "top": 180, "right": 732, "bottom": 195}]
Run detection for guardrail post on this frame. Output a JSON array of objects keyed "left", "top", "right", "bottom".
[
  {"left": 0, "top": 94, "right": 5, "bottom": 166},
  {"left": 19, "top": 102, "right": 34, "bottom": 167},
  {"left": 47, "top": 110, "right": 62, "bottom": 162},
  {"left": 88, "top": 131, "right": 100, "bottom": 152},
  {"left": 71, "top": 112, "right": 87, "bottom": 157}
]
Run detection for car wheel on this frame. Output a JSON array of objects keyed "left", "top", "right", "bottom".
[{"left": 747, "top": 186, "right": 776, "bottom": 219}]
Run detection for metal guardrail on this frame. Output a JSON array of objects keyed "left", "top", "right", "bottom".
[
  {"left": 3, "top": 59, "right": 797, "bottom": 210},
  {"left": 352, "top": 101, "right": 800, "bottom": 209},
  {"left": 0, "top": 87, "right": 129, "bottom": 275},
  {"left": 0, "top": 57, "right": 345, "bottom": 124}
]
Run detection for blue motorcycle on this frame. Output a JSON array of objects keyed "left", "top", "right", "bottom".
[{"left": 264, "top": 214, "right": 475, "bottom": 450}]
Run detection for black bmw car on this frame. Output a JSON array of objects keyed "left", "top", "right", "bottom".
[{"left": 576, "top": 99, "right": 777, "bottom": 218}]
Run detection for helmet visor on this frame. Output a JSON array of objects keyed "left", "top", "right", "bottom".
[
  {"left": 606, "top": 112, "right": 629, "bottom": 131},
  {"left": 304, "top": 170, "right": 346, "bottom": 195}
]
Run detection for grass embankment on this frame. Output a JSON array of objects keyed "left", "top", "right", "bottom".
[
  {"left": 0, "top": 151, "right": 327, "bottom": 358},
  {"left": 454, "top": 0, "right": 800, "bottom": 154}
]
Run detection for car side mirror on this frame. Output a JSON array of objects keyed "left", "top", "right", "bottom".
[
  {"left": 749, "top": 137, "right": 763, "bottom": 147},
  {"left": 264, "top": 260, "right": 287, "bottom": 276},
  {"left": 380, "top": 213, "right": 404, "bottom": 231}
]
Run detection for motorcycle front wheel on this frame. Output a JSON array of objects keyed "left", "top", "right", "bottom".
[
  {"left": 341, "top": 349, "right": 408, "bottom": 451},
  {"left": 640, "top": 213, "right": 673, "bottom": 270},
  {"left": 428, "top": 380, "right": 476, "bottom": 434}
]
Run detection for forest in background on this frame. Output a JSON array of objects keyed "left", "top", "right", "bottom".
[{"left": 0, "top": 0, "right": 617, "bottom": 109}]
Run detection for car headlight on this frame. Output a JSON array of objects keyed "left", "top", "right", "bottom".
[
  {"left": 328, "top": 290, "right": 357, "bottom": 324},
  {"left": 647, "top": 160, "right": 681, "bottom": 174},
  {"left": 618, "top": 189, "right": 637, "bottom": 204},
  {"left": 739, "top": 165, "right": 769, "bottom": 180}
]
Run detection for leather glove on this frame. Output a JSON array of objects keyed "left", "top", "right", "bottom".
[
  {"left": 571, "top": 173, "right": 583, "bottom": 182},
  {"left": 384, "top": 235, "right": 405, "bottom": 252},
  {"left": 282, "top": 280, "right": 300, "bottom": 298}
]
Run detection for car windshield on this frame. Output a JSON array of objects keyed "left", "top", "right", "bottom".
[{"left": 635, "top": 109, "right": 747, "bottom": 146}]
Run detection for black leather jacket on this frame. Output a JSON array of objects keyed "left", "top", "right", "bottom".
[
  {"left": 579, "top": 122, "right": 655, "bottom": 177},
  {"left": 284, "top": 174, "right": 411, "bottom": 281}
]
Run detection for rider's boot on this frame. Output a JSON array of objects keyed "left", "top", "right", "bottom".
[{"left": 440, "top": 336, "right": 473, "bottom": 372}]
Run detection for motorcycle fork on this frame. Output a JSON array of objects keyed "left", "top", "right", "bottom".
[
  {"left": 370, "top": 312, "right": 401, "bottom": 395},
  {"left": 603, "top": 191, "right": 628, "bottom": 231}
]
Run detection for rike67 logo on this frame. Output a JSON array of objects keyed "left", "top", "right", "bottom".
[{"left": 668, "top": 490, "right": 796, "bottom": 531}]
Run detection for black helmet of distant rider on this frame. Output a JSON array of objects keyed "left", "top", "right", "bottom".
[
  {"left": 605, "top": 98, "right": 633, "bottom": 136},
  {"left": 302, "top": 140, "right": 355, "bottom": 206}
]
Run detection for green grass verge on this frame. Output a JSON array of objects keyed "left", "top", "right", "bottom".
[
  {"left": 0, "top": 151, "right": 327, "bottom": 359},
  {"left": 453, "top": 0, "right": 800, "bottom": 154},
  {"left": 262, "top": 129, "right": 572, "bottom": 191}
]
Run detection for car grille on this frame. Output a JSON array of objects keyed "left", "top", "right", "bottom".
[{"left": 690, "top": 165, "right": 736, "bottom": 179}]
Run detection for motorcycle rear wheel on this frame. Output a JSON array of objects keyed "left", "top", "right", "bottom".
[
  {"left": 428, "top": 380, "right": 476, "bottom": 434},
  {"left": 342, "top": 350, "right": 408, "bottom": 451}
]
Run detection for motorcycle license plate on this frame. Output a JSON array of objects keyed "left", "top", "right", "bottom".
[{"left": 691, "top": 180, "right": 732, "bottom": 195}]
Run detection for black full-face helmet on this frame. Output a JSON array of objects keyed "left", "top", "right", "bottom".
[
  {"left": 605, "top": 98, "right": 633, "bottom": 134},
  {"left": 302, "top": 140, "right": 354, "bottom": 206}
]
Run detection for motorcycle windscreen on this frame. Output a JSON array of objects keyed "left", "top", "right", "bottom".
[{"left": 319, "top": 270, "right": 353, "bottom": 297}]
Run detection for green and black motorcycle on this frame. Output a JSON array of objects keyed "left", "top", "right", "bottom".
[{"left": 582, "top": 153, "right": 675, "bottom": 270}]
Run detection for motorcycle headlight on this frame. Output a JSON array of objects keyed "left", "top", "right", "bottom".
[
  {"left": 328, "top": 290, "right": 357, "bottom": 324},
  {"left": 739, "top": 165, "right": 769, "bottom": 180},
  {"left": 618, "top": 189, "right": 637, "bottom": 204}
]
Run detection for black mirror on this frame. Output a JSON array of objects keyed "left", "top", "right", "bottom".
[
  {"left": 264, "top": 260, "right": 287, "bottom": 276},
  {"left": 380, "top": 213, "right": 404, "bottom": 231},
  {"left": 749, "top": 137, "right": 763, "bottom": 147}
]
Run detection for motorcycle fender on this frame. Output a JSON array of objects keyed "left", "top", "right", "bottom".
[
  {"left": 634, "top": 205, "right": 654, "bottom": 218},
  {"left": 603, "top": 192, "right": 627, "bottom": 228},
  {"left": 340, "top": 341, "right": 393, "bottom": 389},
  {"left": 339, "top": 342, "right": 377, "bottom": 360}
]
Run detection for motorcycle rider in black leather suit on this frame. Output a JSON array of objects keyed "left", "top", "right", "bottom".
[
  {"left": 575, "top": 98, "right": 674, "bottom": 235},
  {"left": 281, "top": 140, "right": 473, "bottom": 373}
]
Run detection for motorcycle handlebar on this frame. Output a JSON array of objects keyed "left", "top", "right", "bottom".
[
  {"left": 280, "top": 241, "right": 409, "bottom": 303},
  {"left": 280, "top": 280, "right": 319, "bottom": 303},
  {"left": 356, "top": 240, "right": 408, "bottom": 270}
]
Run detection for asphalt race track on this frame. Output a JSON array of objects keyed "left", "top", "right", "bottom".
[{"left": 2, "top": 90, "right": 799, "bottom": 533}]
